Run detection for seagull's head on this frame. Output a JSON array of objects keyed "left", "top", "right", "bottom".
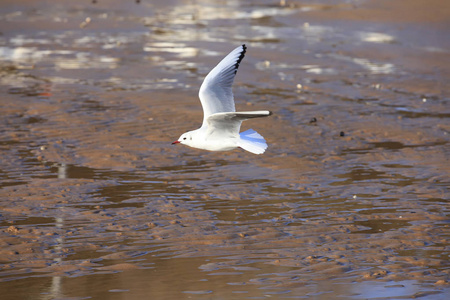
[{"left": 172, "top": 131, "right": 194, "bottom": 146}]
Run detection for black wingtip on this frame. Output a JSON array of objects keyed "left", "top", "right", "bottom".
[
  {"left": 234, "top": 44, "right": 247, "bottom": 74},
  {"left": 239, "top": 44, "right": 247, "bottom": 61}
]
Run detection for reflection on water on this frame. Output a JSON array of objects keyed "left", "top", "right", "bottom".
[
  {"left": 351, "top": 280, "right": 447, "bottom": 299},
  {"left": 47, "top": 164, "right": 67, "bottom": 299},
  {"left": 143, "top": 42, "right": 200, "bottom": 58},
  {"left": 0, "top": 46, "right": 120, "bottom": 69},
  {"left": 329, "top": 53, "right": 395, "bottom": 74},
  {"left": 333, "top": 166, "right": 389, "bottom": 184},
  {"left": 354, "top": 219, "right": 411, "bottom": 234},
  {"left": 358, "top": 31, "right": 396, "bottom": 44}
]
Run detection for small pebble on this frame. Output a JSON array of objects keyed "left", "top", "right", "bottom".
[
  {"left": 339, "top": 131, "right": 345, "bottom": 137},
  {"left": 80, "top": 17, "right": 91, "bottom": 28}
]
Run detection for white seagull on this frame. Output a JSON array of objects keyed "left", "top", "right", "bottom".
[{"left": 172, "top": 44, "right": 272, "bottom": 154}]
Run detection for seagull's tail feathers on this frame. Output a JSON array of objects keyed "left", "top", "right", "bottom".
[{"left": 238, "top": 129, "right": 268, "bottom": 155}]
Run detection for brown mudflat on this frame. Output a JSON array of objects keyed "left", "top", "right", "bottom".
[{"left": 0, "top": 0, "right": 449, "bottom": 299}]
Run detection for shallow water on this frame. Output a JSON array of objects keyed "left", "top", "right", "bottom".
[{"left": 0, "top": 0, "right": 449, "bottom": 299}]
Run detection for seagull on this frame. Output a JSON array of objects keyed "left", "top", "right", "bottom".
[{"left": 172, "top": 44, "right": 272, "bottom": 154}]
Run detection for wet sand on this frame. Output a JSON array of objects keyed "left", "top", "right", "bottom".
[{"left": 0, "top": 0, "right": 449, "bottom": 299}]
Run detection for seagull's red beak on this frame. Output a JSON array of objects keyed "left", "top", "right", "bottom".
[{"left": 172, "top": 140, "right": 180, "bottom": 145}]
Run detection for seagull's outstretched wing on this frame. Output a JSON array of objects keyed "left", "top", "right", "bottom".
[
  {"left": 205, "top": 111, "right": 271, "bottom": 141},
  {"left": 199, "top": 45, "right": 247, "bottom": 126}
]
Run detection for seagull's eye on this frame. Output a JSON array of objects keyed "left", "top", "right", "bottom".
[{"left": 183, "top": 137, "right": 187, "bottom": 140}]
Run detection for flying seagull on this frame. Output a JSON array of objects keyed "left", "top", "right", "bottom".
[{"left": 172, "top": 44, "right": 272, "bottom": 154}]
